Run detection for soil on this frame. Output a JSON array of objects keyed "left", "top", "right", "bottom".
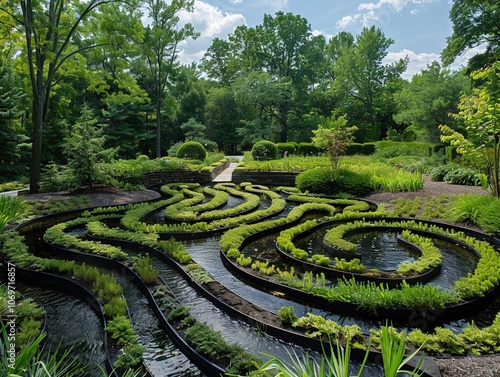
[{"left": 19, "top": 180, "right": 499, "bottom": 377}]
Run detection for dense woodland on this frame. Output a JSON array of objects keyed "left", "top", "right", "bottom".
[{"left": 0, "top": 0, "right": 498, "bottom": 194}]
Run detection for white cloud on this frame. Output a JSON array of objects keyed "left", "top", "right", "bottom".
[
  {"left": 336, "top": 14, "right": 360, "bottom": 28},
  {"left": 230, "top": 0, "right": 243, "bottom": 3},
  {"left": 338, "top": 0, "right": 439, "bottom": 29},
  {"left": 177, "top": 1, "right": 246, "bottom": 64},
  {"left": 449, "top": 45, "right": 487, "bottom": 71},
  {"left": 384, "top": 49, "right": 440, "bottom": 79}
]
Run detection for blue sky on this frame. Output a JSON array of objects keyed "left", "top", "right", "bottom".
[{"left": 177, "top": 0, "right": 482, "bottom": 79}]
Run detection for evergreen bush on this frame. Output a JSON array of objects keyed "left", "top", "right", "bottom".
[
  {"left": 176, "top": 141, "right": 207, "bottom": 161},
  {"left": 276, "top": 142, "right": 297, "bottom": 157},
  {"left": 295, "top": 168, "right": 372, "bottom": 196},
  {"left": 298, "top": 142, "right": 319, "bottom": 156},
  {"left": 251, "top": 140, "right": 278, "bottom": 160}
]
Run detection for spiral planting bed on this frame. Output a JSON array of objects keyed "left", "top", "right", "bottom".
[{"left": 3, "top": 181, "right": 500, "bottom": 376}]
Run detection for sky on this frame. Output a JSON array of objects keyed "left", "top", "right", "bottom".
[{"left": 175, "top": 0, "right": 484, "bottom": 80}]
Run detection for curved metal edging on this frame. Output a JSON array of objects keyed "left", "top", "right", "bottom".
[
  {"left": 41, "top": 238, "right": 226, "bottom": 377},
  {"left": 86, "top": 235, "right": 441, "bottom": 377},
  {"left": 15, "top": 268, "right": 118, "bottom": 377}
]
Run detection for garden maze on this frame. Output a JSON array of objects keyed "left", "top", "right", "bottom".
[{"left": 4, "top": 181, "right": 500, "bottom": 376}]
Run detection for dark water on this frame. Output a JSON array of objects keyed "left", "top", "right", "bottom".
[
  {"left": 15, "top": 282, "right": 106, "bottom": 376},
  {"left": 296, "top": 226, "right": 479, "bottom": 290}
]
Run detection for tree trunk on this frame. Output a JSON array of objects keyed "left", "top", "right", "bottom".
[
  {"left": 155, "top": 96, "right": 161, "bottom": 158},
  {"left": 29, "top": 103, "right": 43, "bottom": 194}
]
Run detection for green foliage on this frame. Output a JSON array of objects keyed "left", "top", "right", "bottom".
[
  {"left": 104, "top": 296, "right": 127, "bottom": 318},
  {"left": 345, "top": 143, "right": 376, "bottom": 155},
  {"left": 132, "top": 254, "right": 159, "bottom": 284},
  {"left": 93, "top": 273, "right": 123, "bottom": 304},
  {"left": 105, "top": 316, "right": 138, "bottom": 346},
  {"left": 184, "top": 321, "right": 261, "bottom": 375},
  {"left": 1, "top": 324, "right": 85, "bottom": 377},
  {"left": 378, "top": 324, "right": 424, "bottom": 377},
  {"left": 445, "top": 194, "right": 500, "bottom": 235},
  {"left": 312, "top": 115, "right": 358, "bottom": 170},
  {"left": 158, "top": 238, "right": 192, "bottom": 264},
  {"left": 334, "top": 257, "right": 365, "bottom": 273},
  {"left": 114, "top": 344, "right": 146, "bottom": 370},
  {"left": 0, "top": 196, "right": 22, "bottom": 233},
  {"left": 277, "top": 306, "right": 297, "bottom": 325},
  {"left": 295, "top": 168, "right": 372, "bottom": 196},
  {"left": 176, "top": 141, "right": 208, "bottom": 161},
  {"left": 251, "top": 140, "right": 278, "bottom": 160},
  {"left": 64, "top": 105, "right": 115, "bottom": 188},
  {"left": 167, "top": 305, "right": 191, "bottom": 321},
  {"left": 276, "top": 142, "right": 297, "bottom": 157},
  {"left": 373, "top": 141, "right": 433, "bottom": 158},
  {"left": 298, "top": 142, "right": 319, "bottom": 156},
  {"left": 371, "top": 171, "right": 423, "bottom": 192}
]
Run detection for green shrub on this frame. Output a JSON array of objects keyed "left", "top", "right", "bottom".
[
  {"left": 373, "top": 141, "right": 433, "bottom": 158},
  {"left": 136, "top": 154, "right": 149, "bottom": 161},
  {"left": 298, "top": 142, "right": 319, "bottom": 156},
  {"left": 295, "top": 168, "right": 372, "bottom": 196},
  {"left": 251, "top": 140, "right": 278, "bottom": 160},
  {"left": 115, "top": 343, "right": 145, "bottom": 369},
  {"left": 104, "top": 296, "right": 127, "bottom": 318},
  {"left": 278, "top": 306, "right": 297, "bottom": 325},
  {"left": 132, "top": 254, "right": 159, "bottom": 284},
  {"left": 176, "top": 141, "right": 207, "bottom": 161},
  {"left": 346, "top": 143, "right": 376, "bottom": 155},
  {"left": 105, "top": 316, "right": 137, "bottom": 346},
  {"left": 276, "top": 142, "right": 297, "bottom": 157}
]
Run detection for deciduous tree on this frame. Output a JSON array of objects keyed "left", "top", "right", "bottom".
[{"left": 440, "top": 62, "right": 500, "bottom": 196}]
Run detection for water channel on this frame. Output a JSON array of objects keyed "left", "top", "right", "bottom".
[{"left": 6, "top": 185, "right": 500, "bottom": 376}]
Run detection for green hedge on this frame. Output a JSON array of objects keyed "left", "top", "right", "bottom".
[
  {"left": 276, "top": 142, "right": 297, "bottom": 157},
  {"left": 295, "top": 168, "right": 373, "bottom": 196},
  {"left": 251, "top": 140, "right": 278, "bottom": 160},
  {"left": 297, "top": 142, "right": 319, "bottom": 156}
]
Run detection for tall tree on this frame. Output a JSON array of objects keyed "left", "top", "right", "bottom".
[
  {"left": 142, "top": 0, "right": 198, "bottom": 158},
  {"left": 393, "top": 61, "right": 468, "bottom": 142},
  {"left": 334, "top": 26, "right": 407, "bottom": 141},
  {"left": 201, "top": 12, "right": 325, "bottom": 143},
  {"left": 1, "top": 0, "right": 131, "bottom": 193},
  {"left": 442, "top": 0, "right": 500, "bottom": 68}
]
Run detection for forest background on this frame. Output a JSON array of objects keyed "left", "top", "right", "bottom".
[{"left": 0, "top": 0, "right": 498, "bottom": 194}]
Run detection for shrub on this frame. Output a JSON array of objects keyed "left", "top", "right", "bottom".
[
  {"left": 276, "top": 142, "right": 297, "bottom": 157},
  {"left": 251, "top": 140, "right": 278, "bottom": 160},
  {"left": 176, "top": 141, "right": 207, "bottom": 161},
  {"left": 298, "top": 142, "right": 319, "bottom": 156},
  {"left": 346, "top": 143, "right": 376, "bottom": 155},
  {"left": 373, "top": 141, "right": 433, "bottom": 158},
  {"left": 278, "top": 306, "right": 297, "bottom": 325},
  {"left": 295, "top": 168, "right": 372, "bottom": 196},
  {"left": 136, "top": 154, "right": 149, "bottom": 161}
]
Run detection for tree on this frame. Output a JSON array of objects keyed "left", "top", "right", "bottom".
[
  {"left": 0, "top": 60, "right": 30, "bottom": 181},
  {"left": 334, "top": 26, "right": 407, "bottom": 141},
  {"left": 311, "top": 115, "right": 357, "bottom": 170},
  {"left": 200, "top": 12, "right": 325, "bottom": 143},
  {"left": 393, "top": 61, "right": 468, "bottom": 142},
  {"left": 442, "top": 0, "right": 500, "bottom": 68},
  {"left": 64, "top": 105, "right": 113, "bottom": 188},
  {"left": 204, "top": 85, "right": 241, "bottom": 153},
  {"left": 141, "top": 0, "right": 198, "bottom": 158},
  {"left": 440, "top": 62, "right": 500, "bottom": 197},
  {"left": 1, "top": 0, "right": 132, "bottom": 193}
]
